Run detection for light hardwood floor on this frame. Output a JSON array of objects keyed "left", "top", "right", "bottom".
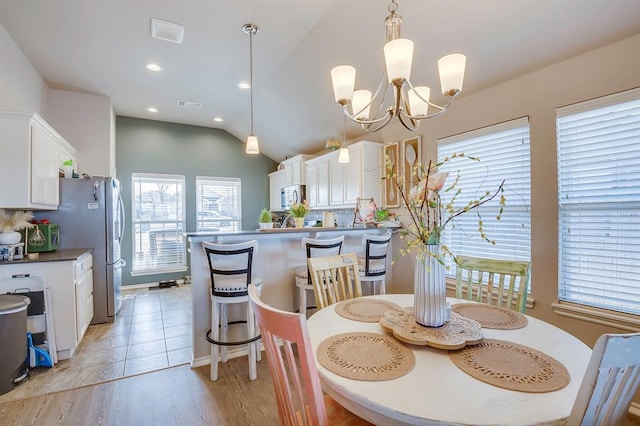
[{"left": 0, "top": 359, "right": 278, "bottom": 426}]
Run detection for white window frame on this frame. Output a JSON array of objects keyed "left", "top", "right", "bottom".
[
  {"left": 131, "top": 173, "right": 187, "bottom": 276},
  {"left": 437, "top": 117, "right": 532, "bottom": 298},
  {"left": 554, "top": 88, "right": 640, "bottom": 328},
  {"left": 196, "top": 176, "right": 242, "bottom": 232}
]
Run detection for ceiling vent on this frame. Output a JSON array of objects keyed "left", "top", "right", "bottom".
[
  {"left": 150, "top": 18, "right": 184, "bottom": 44},
  {"left": 177, "top": 100, "right": 202, "bottom": 110}
]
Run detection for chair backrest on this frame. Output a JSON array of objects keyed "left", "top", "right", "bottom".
[
  {"left": 307, "top": 253, "right": 363, "bottom": 310},
  {"left": 361, "top": 232, "right": 391, "bottom": 276},
  {"left": 302, "top": 236, "right": 344, "bottom": 284},
  {"left": 247, "top": 285, "right": 329, "bottom": 426},
  {"left": 455, "top": 255, "right": 531, "bottom": 313},
  {"left": 203, "top": 240, "right": 258, "bottom": 297},
  {"left": 568, "top": 332, "right": 640, "bottom": 426}
]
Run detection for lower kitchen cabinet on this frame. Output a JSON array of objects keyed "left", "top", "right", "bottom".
[{"left": 0, "top": 250, "right": 93, "bottom": 360}]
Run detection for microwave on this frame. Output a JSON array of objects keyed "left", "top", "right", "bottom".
[{"left": 281, "top": 185, "right": 306, "bottom": 210}]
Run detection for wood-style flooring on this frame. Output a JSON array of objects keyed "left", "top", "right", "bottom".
[{"left": 0, "top": 359, "right": 278, "bottom": 426}]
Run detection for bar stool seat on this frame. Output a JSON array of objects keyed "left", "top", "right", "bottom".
[
  {"left": 203, "top": 240, "right": 262, "bottom": 381},
  {"left": 294, "top": 236, "right": 344, "bottom": 316},
  {"left": 358, "top": 232, "right": 391, "bottom": 295}
]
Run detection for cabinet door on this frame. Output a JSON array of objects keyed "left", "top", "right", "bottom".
[
  {"left": 269, "top": 170, "right": 285, "bottom": 210},
  {"left": 345, "top": 146, "right": 362, "bottom": 204},
  {"left": 74, "top": 269, "right": 93, "bottom": 341},
  {"left": 329, "top": 154, "right": 345, "bottom": 206},
  {"left": 31, "top": 124, "right": 59, "bottom": 206},
  {"left": 74, "top": 279, "right": 85, "bottom": 341},
  {"left": 317, "top": 161, "right": 330, "bottom": 208},
  {"left": 306, "top": 164, "right": 318, "bottom": 207}
]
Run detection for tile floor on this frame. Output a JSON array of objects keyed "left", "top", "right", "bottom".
[{"left": 0, "top": 284, "right": 192, "bottom": 403}]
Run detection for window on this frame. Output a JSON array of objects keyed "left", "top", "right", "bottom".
[
  {"left": 437, "top": 117, "right": 532, "bottom": 278},
  {"left": 557, "top": 88, "right": 640, "bottom": 316},
  {"left": 196, "top": 177, "right": 241, "bottom": 232},
  {"left": 131, "top": 173, "right": 186, "bottom": 275}
]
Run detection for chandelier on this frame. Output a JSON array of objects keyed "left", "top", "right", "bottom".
[
  {"left": 243, "top": 23, "right": 260, "bottom": 154},
  {"left": 330, "top": 0, "right": 466, "bottom": 132}
]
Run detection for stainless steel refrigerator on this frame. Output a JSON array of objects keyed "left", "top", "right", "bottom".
[{"left": 35, "top": 177, "right": 125, "bottom": 323}]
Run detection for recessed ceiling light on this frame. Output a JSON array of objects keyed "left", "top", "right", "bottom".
[
  {"left": 238, "top": 82, "right": 250, "bottom": 89},
  {"left": 213, "top": 117, "right": 223, "bottom": 122},
  {"left": 147, "top": 107, "right": 158, "bottom": 113},
  {"left": 145, "top": 63, "right": 163, "bottom": 71}
]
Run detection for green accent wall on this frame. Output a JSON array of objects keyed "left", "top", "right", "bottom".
[{"left": 116, "top": 116, "right": 277, "bottom": 286}]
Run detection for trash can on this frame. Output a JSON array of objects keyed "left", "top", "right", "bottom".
[{"left": 0, "top": 294, "right": 30, "bottom": 395}]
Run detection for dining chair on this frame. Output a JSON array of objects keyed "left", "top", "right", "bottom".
[
  {"left": 568, "top": 331, "right": 640, "bottom": 426},
  {"left": 247, "top": 285, "right": 372, "bottom": 426},
  {"left": 307, "top": 253, "right": 363, "bottom": 310},
  {"left": 357, "top": 231, "right": 391, "bottom": 295},
  {"left": 455, "top": 255, "right": 531, "bottom": 313},
  {"left": 203, "top": 240, "right": 262, "bottom": 381}
]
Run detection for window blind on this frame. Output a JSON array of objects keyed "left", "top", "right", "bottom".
[
  {"left": 437, "top": 117, "right": 531, "bottom": 278},
  {"left": 196, "top": 177, "right": 242, "bottom": 231},
  {"left": 132, "top": 174, "right": 186, "bottom": 274},
  {"left": 557, "top": 88, "right": 640, "bottom": 315}
]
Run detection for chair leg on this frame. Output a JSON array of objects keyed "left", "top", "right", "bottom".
[
  {"left": 299, "top": 282, "right": 307, "bottom": 317},
  {"left": 210, "top": 299, "right": 220, "bottom": 381},
  {"left": 380, "top": 277, "right": 386, "bottom": 295},
  {"left": 221, "top": 304, "right": 228, "bottom": 362},
  {"left": 247, "top": 303, "right": 257, "bottom": 381}
]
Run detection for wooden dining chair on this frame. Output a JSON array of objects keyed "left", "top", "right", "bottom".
[
  {"left": 307, "top": 253, "right": 363, "bottom": 310},
  {"left": 568, "top": 332, "right": 640, "bottom": 426},
  {"left": 455, "top": 255, "right": 531, "bottom": 313},
  {"left": 247, "top": 285, "right": 372, "bottom": 426}
]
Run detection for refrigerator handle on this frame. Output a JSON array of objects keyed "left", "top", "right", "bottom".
[{"left": 117, "top": 192, "right": 126, "bottom": 245}]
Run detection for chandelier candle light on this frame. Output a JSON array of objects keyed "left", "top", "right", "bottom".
[{"left": 331, "top": 0, "right": 466, "bottom": 132}]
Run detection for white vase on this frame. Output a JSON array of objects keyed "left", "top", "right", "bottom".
[
  {"left": 259, "top": 222, "right": 273, "bottom": 230},
  {"left": 413, "top": 245, "right": 449, "bottom": 327},
  {"left": 0, "top": 231, "right": 22, "bottom": 245},
  {"left": 294, "top": 217, "right": 305, "bottom": 228}
]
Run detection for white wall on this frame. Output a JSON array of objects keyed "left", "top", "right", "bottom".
[
  {"left": 46, "top": 89, "right": 115, "bottom": 177},
  {"left": 384, "top": 33, "right": 640, "bottom": 348},
  {"left": 0, "top": 22, "right": 48, "bottom": 114}
]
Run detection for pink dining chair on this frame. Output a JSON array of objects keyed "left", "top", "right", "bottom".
[
  {"left": 568, "top": 331, "right": 640, "bottom": 425},
  {"left": 247, "top": 285, "right": 372, "bottom": 426}
]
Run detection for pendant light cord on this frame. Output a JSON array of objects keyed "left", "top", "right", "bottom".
[{"left": 249, "top": 28, "right": 254, "bottom": 135}]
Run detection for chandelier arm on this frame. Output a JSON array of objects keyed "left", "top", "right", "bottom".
[
  {"left": 340, "top": 103, "right": 394, "bottom": 127},
  {"left": 360, "top": 113, "right": 395, "bottom": 132},
  {"left": 369, "top": 72, "right": 391, "bottom": 121},
  {"left": 398, "top": 96, "right": 456, "bottom": 121},
  {"left": 397, "top": 111, "right": 420, "bottom": 131}
]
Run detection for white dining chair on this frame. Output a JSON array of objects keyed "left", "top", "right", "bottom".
[{"left": 568, "top": 331, "right": 640, "bottom": 425}]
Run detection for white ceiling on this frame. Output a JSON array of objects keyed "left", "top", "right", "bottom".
[{"left": 1, "top": 0, "right": 639, "bottom": 162}]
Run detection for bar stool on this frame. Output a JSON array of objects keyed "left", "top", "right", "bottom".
[
  {"left": 294, "top": 236, "right": 344, "bottom": 316},
  {"left": 203, "top": 240, "right": 262, "bottom": 381},
  {"left": 358, "top": 232, "right": 391, "bottom": 295}
]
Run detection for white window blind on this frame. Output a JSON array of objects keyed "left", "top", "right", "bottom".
[
  {"left": 196, "top": 177, "right": 242, "bottom": 232},
  {"left": 557, "top": 88, "right": 640, "bottom": 315},
  {"left": 437, "top": 117, "right": 532, "bottom": 278},
  {"left": 132, "top": 174, "right": 186, "bottom": 275}
]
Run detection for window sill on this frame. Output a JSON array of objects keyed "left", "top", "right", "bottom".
[
  {"left": 551, "top": 302, "right": 640, "bottom": 332},
  {"left": 131, "top": 267, "right": 188, "bottom": 277}
]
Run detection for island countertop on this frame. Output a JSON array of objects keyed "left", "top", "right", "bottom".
[{"left": 186, "top": 226, "right": 397, "bottom": 366}]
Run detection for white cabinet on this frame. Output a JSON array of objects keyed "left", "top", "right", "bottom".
[
  {"left": 0, "top": 110, "right": 78, "bottom": 209},
  {"left": 306, "top": 141, "right": 382, "bottom": 209},
  {"left": 0, "top": 251, "right": 93, "bottom": 360},
  {"left": 281, "top": 154, "right": 312, "bottom": 186},
  {"left": 268, "top": 169, "right": 286, "bottom": 211}
]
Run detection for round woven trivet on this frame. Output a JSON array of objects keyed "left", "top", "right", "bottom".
[
  {"left": 449, "top": 339, "right": 570, "bottom": 393},
  {"left": 317, "top": 332, "right": 415, "bottom": 381},
  {"left": 451, "top": 303, "right": 528, "bottom": 330},
  {"left": 334, "top": 298, "right": 403, "bottom": 322}
]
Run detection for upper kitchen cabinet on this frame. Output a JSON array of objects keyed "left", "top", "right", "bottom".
[
  {"left": 0, "top": 110, "right": 78, "bottom": 209},
  {"left": 281, "top": 154, "right": 313, "bottom": 186},
  {"left": 268, "top": 169, "right": 286, "bottom": 211},
  {"left": 305, "top": 156, "right": 330, "bottom": 208}
]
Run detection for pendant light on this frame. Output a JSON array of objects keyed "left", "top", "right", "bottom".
[
  {"left": 243, "top": 23, "right": 260, "bottom": 154},
  {"left": 338, "top": 115, "right": 350, "bottom": 163}
]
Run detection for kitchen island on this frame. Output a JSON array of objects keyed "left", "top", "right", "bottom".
[{"left": 186, "top": 226, "right": 394, "bottom": 366}]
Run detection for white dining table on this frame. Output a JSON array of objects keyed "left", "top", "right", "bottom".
[{"left": 306, "top": 294, "right": 592, "bottom": 426}]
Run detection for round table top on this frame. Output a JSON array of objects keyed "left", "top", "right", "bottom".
[{"left": 306, "top": 294, "right": 592, "bottom": 426}]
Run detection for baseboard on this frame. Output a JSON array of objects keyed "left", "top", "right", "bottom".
[
  {"left": 122, "top": 282, "right": 159, "bottom": 291},
  {"left": 190, "top": 343, "right": 266, "bottom": 369}
]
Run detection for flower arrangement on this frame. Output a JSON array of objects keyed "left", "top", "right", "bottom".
[
  {"left": 289, "top": 200, "right": 310, "bottom": 218},
  {"left": 258, "top": 208, "right": 272, "bottom": 224},
  {"left": 0, "top": 209, "right": 35, "bottom": 233},
  {"left": 385, "top": 152, "right": 505, "bottom": 263}
]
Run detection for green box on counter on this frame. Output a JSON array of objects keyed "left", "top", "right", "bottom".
[{"left": 19, "top": 224, "right": 60, "bottom": 252}]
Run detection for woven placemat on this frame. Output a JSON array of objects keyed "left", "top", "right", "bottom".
[
  {"left": 451, "top": 303, "right": 528, "bottom": 330},
  {"left": 449, "top": 339, "right": 570, "bottom": 393},
  {"left": 317, "top": 332, "right": 415, "bottom": 381},
  {"left": 334, "top": 298, "right": 403, "bottom": 322}
]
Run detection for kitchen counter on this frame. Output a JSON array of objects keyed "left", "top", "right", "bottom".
[
  {"left": 184, "top": 225, "right": 390, "bottom": 238},
  {"left": 0, "top": 248, "right": 92, "bottom": 265}
]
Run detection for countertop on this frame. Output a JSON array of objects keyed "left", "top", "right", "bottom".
[
  {"left": 185, "top": 223, "right": 399, "bottom": 238},
  {"left": 0, "top": 248, "right": 92, "bottom": 265}
]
